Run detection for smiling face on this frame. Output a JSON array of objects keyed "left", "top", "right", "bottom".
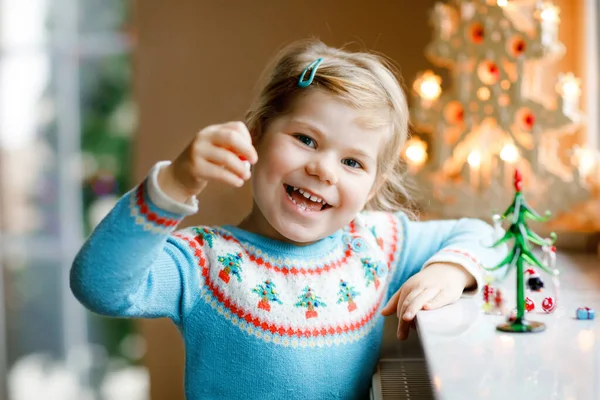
[{"left": 240, "top": 90, "right": 390, "bottom": 244}]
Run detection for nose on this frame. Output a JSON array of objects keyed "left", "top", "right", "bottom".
[{"left": 306, "top": 154, "right": 338, "bottom": 185}]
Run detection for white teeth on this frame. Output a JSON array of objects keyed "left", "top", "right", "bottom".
[
  {"left": 288, "top": 193, "right": 306, "bottom": 210},
  {"left": 289, "top": 185, "right": 327, "bottom": 205}
]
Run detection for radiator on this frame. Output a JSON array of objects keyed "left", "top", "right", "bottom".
[{"left": 370, "top": 358, "right": 435, "bottom": 400}]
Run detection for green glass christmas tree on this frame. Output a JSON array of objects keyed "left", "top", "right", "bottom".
[{"left": 485, "top": 169, "right": 558, "bottom": 333}]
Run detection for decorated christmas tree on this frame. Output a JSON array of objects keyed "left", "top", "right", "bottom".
[
  {"left": 336, "top": 280, "right": 360, "bottom": 312},
  {"left": 295, "top": 286, "right": 326, "bottom": 319},
  {"left": 361, "top": 258, "right": 383, "bottom": 290},
  {"left": 217, "top": 252, "right": 243, "bottom": 283},
  {"left": 485, "top": 169, "right": 558, "bottom": 332},
  {"left": 194, "top": 226, "right": 217, "bottom": 248},
  {"left": 406, "top": 0, "right": 600, "bottom": 226},
  {"left": 252, "top": 280, "right": 283, "bottom": 312}
]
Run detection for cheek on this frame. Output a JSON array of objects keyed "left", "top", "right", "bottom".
[
  {"left": 340, "top": 175, "right": 376, "bottom": 209},
  {"left": 259, "top": 140, "right": 298, "bottom": 180}
]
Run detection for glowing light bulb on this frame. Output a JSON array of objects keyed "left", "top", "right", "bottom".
[
  {"left": 556, "top": 73, "right": 581, "bottom": 99},
  {"left": 497, "top": 0, "right": 508, "bottom": 7},
  {"left": 500, "top": 144, "right": 519, "bottom": 163},
  {"left": 577, "top": 149, "right": 596, "bottom": 176},
  {"left": 540, "top": 3, "right": 560, "bottom": 22},
  {"left": 467, "top": 151, "right": 481, "bottom": 167},
  {"left": 404, "top": 138, "right": 428, "bottom": 166},
  {"left": 414, "top": 71, "right": 442, "bottom": 102}
]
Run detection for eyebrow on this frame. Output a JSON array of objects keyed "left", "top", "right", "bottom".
[
  {"left": 291, "top": 120, "right": 325, "bottom": 139},
  {"left": 290, "top": 119, "right": 376, "bottom": 162}
]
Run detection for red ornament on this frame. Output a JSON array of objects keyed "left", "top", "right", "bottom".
[
  {"left": 525, "top": 297, "right": 535, "bottom": 312},
  {"left": 444, "top": 101, "right": 465, "bottom": 125},
  {"left": 542, "top": 297, "right": 556, "bottom": 313},
  {"left": 483, "top": 284, "right": 495, "bottom": 303},
  {"left": 469, "top": 22, "right": 485, "bottom": 44},
  {"left": 477, "top": 60, "right": 501, "bottom": 85},
  {"left": 514, "top": 169, "right": 523, "bottom": 192},
  {"left": 523, "top": 113, "right": 535, "bottom": 130},
  {"left": 507, "top": 35, "right": 527, "bottom": 58},
  {"left": 494, "top": 289, "right": 503, "bottom": 308},
  {"left": 515, "top": 107, "right": 536, "bottom": 131}
]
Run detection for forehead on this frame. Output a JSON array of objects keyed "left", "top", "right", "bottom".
[{"left": 284, "top": 91, "right": 391, "bottom": 155}]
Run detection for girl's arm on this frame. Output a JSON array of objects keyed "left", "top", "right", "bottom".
[
  {"left": 389, "top": 213, "right": 506, "bottom": 297},
  {"left": 70, "top": 162, "right": 201, "bottom": 326}
]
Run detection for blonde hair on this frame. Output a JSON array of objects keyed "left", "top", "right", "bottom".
[{"left": 245, "top": 39, "right": 414, "bottom": 214}]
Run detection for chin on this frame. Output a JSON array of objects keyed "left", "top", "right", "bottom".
[{"left": 270, "top": 218, "right": 328, "bottom": 245}]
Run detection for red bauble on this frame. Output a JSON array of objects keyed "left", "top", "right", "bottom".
[
  {"left": 542, "top": 297, "right": 556, "bottom": 313},
  {"left": 525, "top": 297, "right": 535, "bottom": 312},
  {"left": 469, "top": 23, "right": 485, "bottom": 44}
]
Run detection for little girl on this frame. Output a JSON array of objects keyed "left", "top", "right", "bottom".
[{"left": 71, "top": 39, "right": 504, "bottom": 399}]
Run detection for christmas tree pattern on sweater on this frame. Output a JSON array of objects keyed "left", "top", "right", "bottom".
[
  {"left": 218, "top": 252, "right": 243, "bottom": 283},
  {"left": 252, "top": 280, "right": 283, "bottom": 312},
  {"left": 294, "top": 286, "right": 327, "bottom": 319},
  {"left": 337, "top": 280, "right": 360, "bottom": 312}
]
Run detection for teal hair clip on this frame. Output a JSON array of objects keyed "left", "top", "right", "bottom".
[{"left": 298, "top": 58, "right": 323, "bottom": 88}]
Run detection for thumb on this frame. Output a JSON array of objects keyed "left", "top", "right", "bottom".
[{"left": 381, "top": 290, "right": 400, "bottom": 316}]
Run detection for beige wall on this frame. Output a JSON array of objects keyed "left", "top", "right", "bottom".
[{"left": 132, "top": 2, "right": 586, "bottom": 398}]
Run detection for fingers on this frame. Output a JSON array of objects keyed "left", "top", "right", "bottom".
[
  {"left": 194, "top": 158, "right": 246, "bottom": 188},
  {"left": 400, "top": 288, "right": 440, "bottom": 321},
  {"left": 187, "top": 121, "right": 259, "bottom": 188},
  {"left": 423, "top": 289, "right": 458, "bottom": 310},
  {"left": 206, "top": 122, "right": 258, "bottom": 164},
  {"left": 381, "top": 290, "right": 401, "bottom": 316},
  {"left": 199, "top": 145, "right": 250, "bottom": 181},
  {"left": 397, "top": 288, "right": 439, "bottom": 340}
]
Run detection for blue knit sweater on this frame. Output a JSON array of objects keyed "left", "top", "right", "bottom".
[{"left": 70, "top": 162, "right": 504, "bottom": 399}]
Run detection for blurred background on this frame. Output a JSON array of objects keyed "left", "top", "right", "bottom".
[{"left": 0, "top": 1, "right": 598, "bottom": 399}]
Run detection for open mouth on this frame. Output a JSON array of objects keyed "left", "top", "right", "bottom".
[{"left": 284, "top": 184, "right": 332, "bottom": 211}]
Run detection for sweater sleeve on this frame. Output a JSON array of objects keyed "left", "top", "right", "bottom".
[
  {"left": 70, "top": 162, "right": 201, "bottom": 326},
  {"left": 390, "top": 213, "right": 507, "bottom": 297}
]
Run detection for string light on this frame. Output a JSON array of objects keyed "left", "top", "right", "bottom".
[
  {"left": 404, "top": 138, "right": 428, "bottom": 166},
  {"left": 414, "top": 70, "right": 442, "bottom": 102},
  {"left": 467, "top": 151, "right": 481, "bottom": 167},
  {"left": 500, "top": 144, "right": 519, "bottom": 163}
]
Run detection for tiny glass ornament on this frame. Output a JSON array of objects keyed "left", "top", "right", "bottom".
[
  {"left": 493, "top": 289, "right": 505, "bottom": 313},
  {"left": 482, "top": 278, "right": 503, "bottom": 315},
  {"left": 525, "top": 267, "right": 544, "bottom": 292},
  {"left": 576, "top": 307, "right": 595, "bottom": 320},
  {"left": 525, "top": 297, "right": 535, "bottom": 312},
  {"left": 541, "top": 297, "right": 556, "bottom": 313}
]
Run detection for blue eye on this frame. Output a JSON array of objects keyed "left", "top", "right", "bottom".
[
  {"left": 294, "top": 134, "right": 316, "bottom": 148},
  {"left": 343, "top": 159, "right": 363, "bottom": 169}
]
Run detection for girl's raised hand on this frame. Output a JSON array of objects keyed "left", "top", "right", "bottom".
[{"left": 158, "top": 121, "right": 258, "bottom": 203}]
